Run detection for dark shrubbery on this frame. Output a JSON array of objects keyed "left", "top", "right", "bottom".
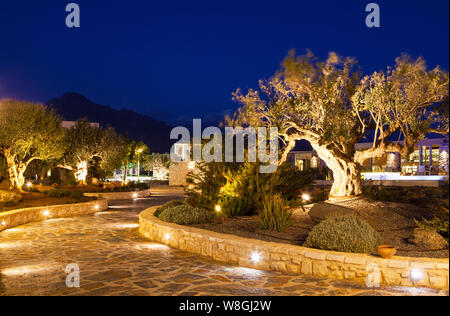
[
  {"left": 304, "top": 215, "right": 382, "bottom": 253},
  {"left": 415, "top": 202, "right": 449, "bottom": 242},
  {"left": 45, "top": 189, "right": 83, "bottom": 199},
  {"left": 158, "top": 205, "right": 215, "bottom": 225},
  {"left": 154, "top": 200, "right": 185, "bottom": 218},
  {"left": 257, "top": 195, "right": 293, "bottom": 232},
  {"left": 219, "top": 195, "right": 253, "bottom": 217}
]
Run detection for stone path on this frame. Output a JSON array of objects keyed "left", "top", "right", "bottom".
[{"left": 0, "top": 187, "right": 447, "bottom": 296}]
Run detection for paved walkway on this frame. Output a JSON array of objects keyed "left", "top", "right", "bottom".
[{"left": 0, "top": 187, "right": 447, "bottom": 296}]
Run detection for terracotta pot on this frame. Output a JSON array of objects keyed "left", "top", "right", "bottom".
[{"left": 377, "top": 245, "right": 396, "bottom": 259}]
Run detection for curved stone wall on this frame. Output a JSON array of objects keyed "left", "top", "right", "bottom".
[
  {"left": 0, "top": 199, "right": 108, "bottom": 232},
  {"left": 83, "top": 188, "right": 151, "bottom": 201},
  {"left": 139, "top": 206, "right": 449, "bottom": 290}
]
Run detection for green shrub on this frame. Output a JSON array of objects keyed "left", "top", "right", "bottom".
[
  {"left": 219, "top": 195, "right": 253, "bottom": 217},
  {"left": 159, "top": 205, "right": 215, "bottom": 225},
  {"left": 304, "top": 215, "right": 382, "bottom": 253},
  {"left": 415, "top": 203, "right": 449, "bottom": 242},
  {"left": 257, "top": 195, "right": 293, "bottom": 232},
  {"left": 154, "top": 200, "right": 185, "bottom": 218}
]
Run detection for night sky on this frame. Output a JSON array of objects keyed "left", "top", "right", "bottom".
[{"left": 0, "top": 0, "right": 448, "bottom": 124}]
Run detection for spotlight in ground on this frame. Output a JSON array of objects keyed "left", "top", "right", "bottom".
[
  {"left": 215, "top": 205, "right": 221, "bottom": 213},
  {"left": 250, "top": 251, "right": 261, "bottom": 264},
  {"left": 42, "top": 210, "right": 50, "bottom": 217},
  {"left": 1, "top": 221, "right": 6, "bottom": 226},
  {"left": 302, "top": 193, "right": 310, "bottom": 201},
  {"left": 132, "top": 192, "right": 138, "bottom": 199},
  {"left": 164, "top": 233, "right": 171, "bottom": 240},
  {"left": 94, "top": 204, "right": 100, "bottom": 210},
  {"left": 410, "top": 269, "right": 423, "bottom": 282}
]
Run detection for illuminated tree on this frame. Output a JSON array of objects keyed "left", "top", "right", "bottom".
[
  {"left": 231, "top": 52, "right": 448, "bottom": 197},
  {"left": 120, "top": 140, "right": 149, "bottom": 184},
  {"left": 59, "top": 119, "right": 127, "bottom": 184},
  {"left": 144, "top": 153, "right": 172, "bottom": 180},
  {"left": 0, "top": 99, "right": 66, "bottom": 191}
]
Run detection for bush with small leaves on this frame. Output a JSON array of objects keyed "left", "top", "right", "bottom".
[
  {"left": 154, "top": 200, "right": 185, "bottom": 218},
  {"left": 158, "top": 205, "right": 215, "bottom": 225},
  {"left": 257, "top": 194, "right": 293, "bottom": 232},
  {"left": 304, "top": 215, "right": 382, "bottom": 253}
]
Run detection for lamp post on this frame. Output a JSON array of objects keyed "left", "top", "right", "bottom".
[{"left": 137, "top": 148, "right": 143, "bottom": 183}]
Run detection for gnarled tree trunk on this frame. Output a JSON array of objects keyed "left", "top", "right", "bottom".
[{"left": 311, "top": 143, "right": 362, "bottom": 198}]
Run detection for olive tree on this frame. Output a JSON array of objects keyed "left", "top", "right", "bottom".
[
  {"left": 231, "top": 52, "right": 448, "bottom": 197},
  {"left": 59, "top": 119, "right": 127, "bottom": 184},
  {"left": 144, "top": 153, "right": 172, "bottom": 180},
  {"left": 0, "top": 99, "right": 66, "bottom": 191}
]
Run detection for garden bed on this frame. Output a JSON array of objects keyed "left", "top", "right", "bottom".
[
  {"left": 0, "top": 192, "right": 96, "bottom": 213},
  {"left": 192, "top": 198, "right": 449, "bottom": 259}
]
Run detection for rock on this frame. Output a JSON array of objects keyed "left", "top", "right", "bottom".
[
  {"left": 410, "top": 228, "right": 448, "bottom": 250},
  {"left": 0, "top": 180, "right": 12, "bottom": 190},
  {"left": 0, "top": 190, "right": 22, "bottom": 203},
  {"left": 308, "top": 202, "right": 355, "bottom": 224},
  {"left": 91, "top": 178, "right": 100, "bottom": 186}
]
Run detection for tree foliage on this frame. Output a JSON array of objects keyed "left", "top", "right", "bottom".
[
  {"left": 60, "top": 119, "right": 127, "bottom": 183},
  {"left": 0, "top": 99, "right": 66, "bottom": 190},
  {"left": 230, "top": 51, "right": 449, "bottom": 197}
]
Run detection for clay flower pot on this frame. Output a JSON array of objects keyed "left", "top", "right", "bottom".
[{"left": 377, "top": 245, "right": 396, "bottom": 259}]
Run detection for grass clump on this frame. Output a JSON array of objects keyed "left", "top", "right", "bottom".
[
  {"left": 304, "top": 215, "right": 382, "bottom": 253},
  {"left": 257, "top": 194, "right": 293, "bottom": 232}
]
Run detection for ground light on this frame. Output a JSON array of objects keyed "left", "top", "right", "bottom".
[
  {"left": 94, "top": 204, "right": 99, "bottom": 210},
  {"left": 26, "top": 182, "right": 32, "bottom": 188},
  {"left": 42, "top": 210, "right": 50, "bottom": 217},
  {"left": 133, "top": 192, "right": 138, "bottom": 199},
  {"left": 302, "top": 193, "right": 310, "bottom": 202},
  {"left": 215, "top": 205, "right": 221, "bottom": 213},
  {"left": 410, "top": 269, "right": 423, "bottom": 282},
  {"left": 1, "top": 220, "right": 6, "bottom": 226},
  {"left": 165, "top": 233, "right": 171, "bottom": 240},
  {"left": 250, "top": 251, "right": 261, "bottom": 264}
]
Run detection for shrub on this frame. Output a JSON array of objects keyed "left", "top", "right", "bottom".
[
  {"left": 304, "top": 215, "right": 382, "bottom": 253},
  {"left": 158, "top": 205, "right": 215, "bottom": 225},
  {"left": 154, "top": 200, "right": 185, "bottom": 218},
  {"left": 257, "top": 195, "right": 293, "bottom": 232},
  {"left": 219, "top": 195, "right": 253, "bottom": 217},
  {"left": 219, "top": 196, "right": 254, "bottom": 217},
  {"left": 415, "top": 202, "right": 449, "bottom": 242},
  {"left": 45, "top": 189, "right": 83, "bottom": 200}
]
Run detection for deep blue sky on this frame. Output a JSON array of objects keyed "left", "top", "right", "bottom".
[{"left": 0, "top": 0, "right": 448, "bottom": 124}]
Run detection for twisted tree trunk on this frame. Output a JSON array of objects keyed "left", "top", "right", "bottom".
[{"left": 310, "top": 143, "right": 362, "bottom": 198}]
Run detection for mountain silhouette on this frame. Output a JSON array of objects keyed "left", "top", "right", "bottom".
[{"left": 46, "top": 92, "right": 173, "bottom": 153}]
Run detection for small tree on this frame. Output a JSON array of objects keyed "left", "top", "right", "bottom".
[
  {"left": 231, "top": 52, "right": 448, "bottom": 197},
  {"left": 0, "top": 99, "right": 66, "bottom": 191},
  {"left": 144, "top": 153, "right": 172, "bottom": 179},
  {"left": 59, "top": 119, "right": 127, "bottom": 184},
  {"left": 120, "top": 140, "right": 149, "bottom": 184}
]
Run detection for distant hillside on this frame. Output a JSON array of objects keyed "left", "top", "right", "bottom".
[{"left": 46, "top": 92, "right": 173, "bottom": 153}]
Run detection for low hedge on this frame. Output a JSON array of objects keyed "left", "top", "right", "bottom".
[
  {"left": 158, "top": 205, "right": 215, "bottom": 225},
  {"left": 304, "top": 215, "right": 382, "bottom": 253}
]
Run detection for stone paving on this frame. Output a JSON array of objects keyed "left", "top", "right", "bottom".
[{"left": 0, "top": 187, "right": 448, "bottom": 296}]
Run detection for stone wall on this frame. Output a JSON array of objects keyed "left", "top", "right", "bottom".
[
  {"left": 83, "top": 188, "right": 151, "bottom": 201},
  {"left": 139, "top": 206, "right": 449, "bottom": 290},
  {"left": 0, "top": 199, "right": 108, "bottom": 232}
]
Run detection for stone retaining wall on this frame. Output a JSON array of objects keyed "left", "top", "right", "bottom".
[
  {"left": 83, "top": 188, "right": 151, "bottom": 201},
  {"left": 139, "top": 206, "right": 449, "bottom": 290},
  {"left": 0, "top": 199, "right": 108, "bottom": 232}
]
